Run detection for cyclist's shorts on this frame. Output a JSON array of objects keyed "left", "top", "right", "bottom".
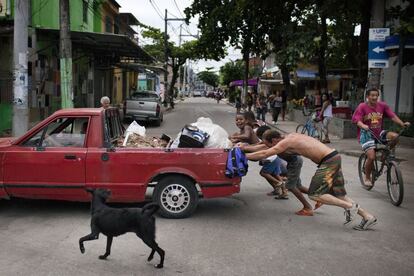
[{"left": 360, "top": 130, "right": 388, "bottom": 151}]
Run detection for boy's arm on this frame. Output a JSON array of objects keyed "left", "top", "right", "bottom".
[
  {"left": 246, "top": 139, "right": 288, "bottom": 161},
  {"left": 232, "top": 126, "right": 254, "bottom": 142},
  {"left": 239, "top": 142, "right": 268, "bottom": 153},
  {"left": 391, "top": 116, "right": 411, "bottom": 128}
]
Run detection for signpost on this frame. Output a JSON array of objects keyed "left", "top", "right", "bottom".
[{"left": 368, "top": 28, "right": 390, "bottom": 68}]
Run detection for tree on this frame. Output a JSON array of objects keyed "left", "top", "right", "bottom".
[
  {"left": 197, "top": 70, "right": 220, "bottom": 89},
  {"left": 185, "top": 0, "right": 267, "bottom": 102},
  {"left": 219, "top": 60, "right": 244, "bottom": 86},
  {"left": 141, "top": 27, "right": 201, "bottom": 107}
]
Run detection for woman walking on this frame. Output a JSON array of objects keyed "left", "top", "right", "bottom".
[
  {"left": 271, "top": 91, "right": 283, "bottom": 124},
  {"left": 319, "top": 93, "right": 333, "bottom": 143},
  {"left": 256, "top": 92, "right": 268, "bottom": 122}
]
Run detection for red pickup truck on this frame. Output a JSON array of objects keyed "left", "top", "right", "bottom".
[{"left": 0, "top": 108, "right": 241, "bottom": 218}]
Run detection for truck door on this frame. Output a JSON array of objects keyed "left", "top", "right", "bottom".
[
  {"left": 3, "top": 117, "right": 89, "bottom": 201},
  {"left": 85, "top": 108, "right": 147, "bottom": 202}
]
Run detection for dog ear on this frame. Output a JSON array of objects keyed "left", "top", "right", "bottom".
[{"left": 85, "top": 188, "right": 95, "bottom": 194}]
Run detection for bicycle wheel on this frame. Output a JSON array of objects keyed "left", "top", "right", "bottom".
[
  {"left": 387, "top": 161, "right": 404, "bottom": 206},
  {"left": 308, "top": 124, "right": 321, "bottom": 141},
  {"left": 295, "top": 124, "right": 307, "bottom": 135},
  {"left": 358, "top": 153, "right": 375, "bottom": 190}
]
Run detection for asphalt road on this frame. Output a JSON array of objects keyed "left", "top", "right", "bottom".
[{"left": 1, "top": 97, "right": 413, "bottom": 276}]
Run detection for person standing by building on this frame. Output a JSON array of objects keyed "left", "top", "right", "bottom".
[
  {"left": 246, "top": 91, "right": 253, "bottom": 112},
  {"left": 271, "top": 91, "right": 283, "bottom": 125},
  {"left": 320, "top": 93, "right": 333, "bottom": 143},
  {"left": 314, "top": 91, "right": 322, "bottom": 109},
  {"left": 100, "top": 96, "right": 111, "bottom": 109},
  {"left": 256, "top": 92, "right": 268, "bottom": 122},
  {"left": 281, "top": 90, "right": 288, "bottom": 121}
]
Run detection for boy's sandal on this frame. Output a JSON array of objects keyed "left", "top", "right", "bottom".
[
  {"left": 295, "top": 208, "right": 314, "bottom": 216},
  {"left": 267, "top": 190, "right": 279, "bottom": 196},
  {"left": 314, "top": 201, "right": 323, "bottom": 210},
  {"left": 274, "top": 194, "right": 289, "bottom": 200}
]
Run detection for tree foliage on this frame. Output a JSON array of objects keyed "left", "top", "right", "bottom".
[
  {"left": 220, "top": 60, "right": 244, "bottom": 86},
  {"left": 197, "top": 70, "right": 220, "bottom": 89},
  {"left": 141, "top": 27, "right": 201, "bottom": 105},
  {"left": 186, "top": 0, "right": 373, "bottom": 92}
]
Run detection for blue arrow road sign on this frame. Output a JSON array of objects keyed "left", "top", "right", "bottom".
[
  {"left": 368, "top": 41, "right": 388, "bottom": 60},
  {"left": 368, "top": 28, "right": 389, "bottom": 68}
]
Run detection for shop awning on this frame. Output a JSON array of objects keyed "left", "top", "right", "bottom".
[
  {"left": 229, "top": 78, "right": 258, "bottom": 87},
  {"left": 296, "top": 69, "right": 318, "bottom": 79},
  {"left": 119, "top": 63, "right": 166, "bottom": 73},
  {"left": 36, "top": 28, "right": 156, "bottom": 63},
  {"left": 260, "top": 79, "right": 295, "bottom": 85}
]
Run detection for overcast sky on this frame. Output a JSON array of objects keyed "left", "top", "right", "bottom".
[{"left": 118, "top": 0, "right": 241, "bottom": 72}]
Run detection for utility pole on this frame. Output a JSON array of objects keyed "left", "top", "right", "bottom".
[
  {"left": 367, "top": 0, "right": 384, "bottom": 91},
  {"left": 164, "top": 9, "right": 168, "bottom": 106},
  {"left": 59, "top": 0, "right": 73, "bottom": 108},
  {"left": 178, "top": 24, "right": 183, "bottom": 95},
  {"left": 178, "top": 28, "right": 198, "bottom": 97},
  {"left": 163, "top": 9, "right": 186, "bottom": 107},
  {"left": 183, "top": 59, "right": 187, "bottom": 95},
  {"left": 12, "top": 0, "right": 29, "bottom": 136}
]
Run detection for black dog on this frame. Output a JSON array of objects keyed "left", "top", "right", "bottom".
[{"left": 79, "top": 189, "right": 165, "bottom": 268}]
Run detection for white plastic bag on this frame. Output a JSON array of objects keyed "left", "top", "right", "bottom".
[
  {"left": 191, "top": 117, "right": 232, "bottom": 148},
  {"left": 123, "top": 121, "right": 146, "bottom": 146}
]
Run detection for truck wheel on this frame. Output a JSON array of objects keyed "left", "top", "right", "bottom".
[
  {"left": 154, "top": 118, "right": 161, "bottom": 126},
  {"left": 153, "top": 175, "right": 198, "bottom": 219}
]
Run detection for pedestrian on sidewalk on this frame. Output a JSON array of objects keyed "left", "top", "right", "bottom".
[
  {"left": 100, "top": 96, "right": 111, "bottom": 109},
  {"left": 256, "top": 92, "right": 267, "bottom": 122},
  {"left": 246, "top": 91, "right": 253, "bottom": 112},
  {"left": 270, "top": 91, "right": 283, "bottom": 124},
  {"left": 281, "top": 89, "right": 288, "bottom": 121},
  {"left": 352, "top": 88, "right": 410, "bottom": 187},
  {"left": 245, "top": 130, "right": 377, "bottom": 230},
  {"left": 320, "top": 93, "right": 333, "bottom": 143},
  {"left": 235, "top": 93, "right": 242, "bottom": 113}
]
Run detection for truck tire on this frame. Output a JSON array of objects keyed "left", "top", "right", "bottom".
[
  {"left": 154, "top": 118, "right": 162, "bottom": 127},
  {"left": 153, "top": 175, "right": 198, "bottom": 219}
]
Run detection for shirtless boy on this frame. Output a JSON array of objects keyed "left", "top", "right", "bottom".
[
  {"left": 229, "top": 113, "right": 259, "bottom": 145},
  {"left": 246, "top": 130, "right": 377, "bottom": 230}
]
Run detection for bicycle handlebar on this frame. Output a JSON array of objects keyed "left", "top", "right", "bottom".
[{"left": 362, "top": 127, "right": 406, "bottom": 146}]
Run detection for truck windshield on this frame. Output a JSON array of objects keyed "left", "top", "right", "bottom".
[
  {"left": 104, "top": 108, "right": 124, "bottom": 144},
  {"left": 131, "top": 92, "right": 159, "bottom": 100}
]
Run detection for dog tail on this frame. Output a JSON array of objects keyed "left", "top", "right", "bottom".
[{"left": 141, "top": 202, "right": 160, "bottom": 217}]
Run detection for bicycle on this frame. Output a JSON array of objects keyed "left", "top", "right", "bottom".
[
  {"left": 357, "top": 128, "right": 405, "bottom": 206},
  {"left": 295, "top": 112, "right": 322, "bottom": 141}
]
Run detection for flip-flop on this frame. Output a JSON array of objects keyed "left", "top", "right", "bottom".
[
  {"left": 314, "top": 201, "right": 323, "bottom": 210},
  {"left": 267, "top": 190, "right": 279, "bottom": 196},
  {"left": 274, "top": 194, "right": 289, "bottom": 200},
  {"left": 295, "top": 208, "right": 314, "bottom": 216}
]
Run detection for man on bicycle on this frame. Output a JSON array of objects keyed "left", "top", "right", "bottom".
[{"left": 352, "top": 88, "right": 410, "bottom": 187}]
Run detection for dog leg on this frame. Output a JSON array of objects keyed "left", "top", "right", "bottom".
[
  {"left": 147, "top": 249, "right": 155, "bottom": 262},
  {"left": 99, "top": 236, "right": 113, "bottom": 260},
  {"left": 79, "top": 232, "right": 99, "bottom": 254},
  {"left": 142, "top": 238, "right": 165, "bottom": 269}
]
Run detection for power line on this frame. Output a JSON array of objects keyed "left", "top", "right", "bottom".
[
  {"left": 148, "top": 0, "right": 164, "bottom": 21},
  {"left": 173, "top": 0, "right": 185, "bottom": 18}
]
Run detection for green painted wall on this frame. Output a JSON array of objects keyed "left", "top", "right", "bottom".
[
  {"left": 0, "top": 103, "right": 12, "bottom": 133},
  {"left": 31, "top": 0, "right": 99, "bottom": 32}
]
